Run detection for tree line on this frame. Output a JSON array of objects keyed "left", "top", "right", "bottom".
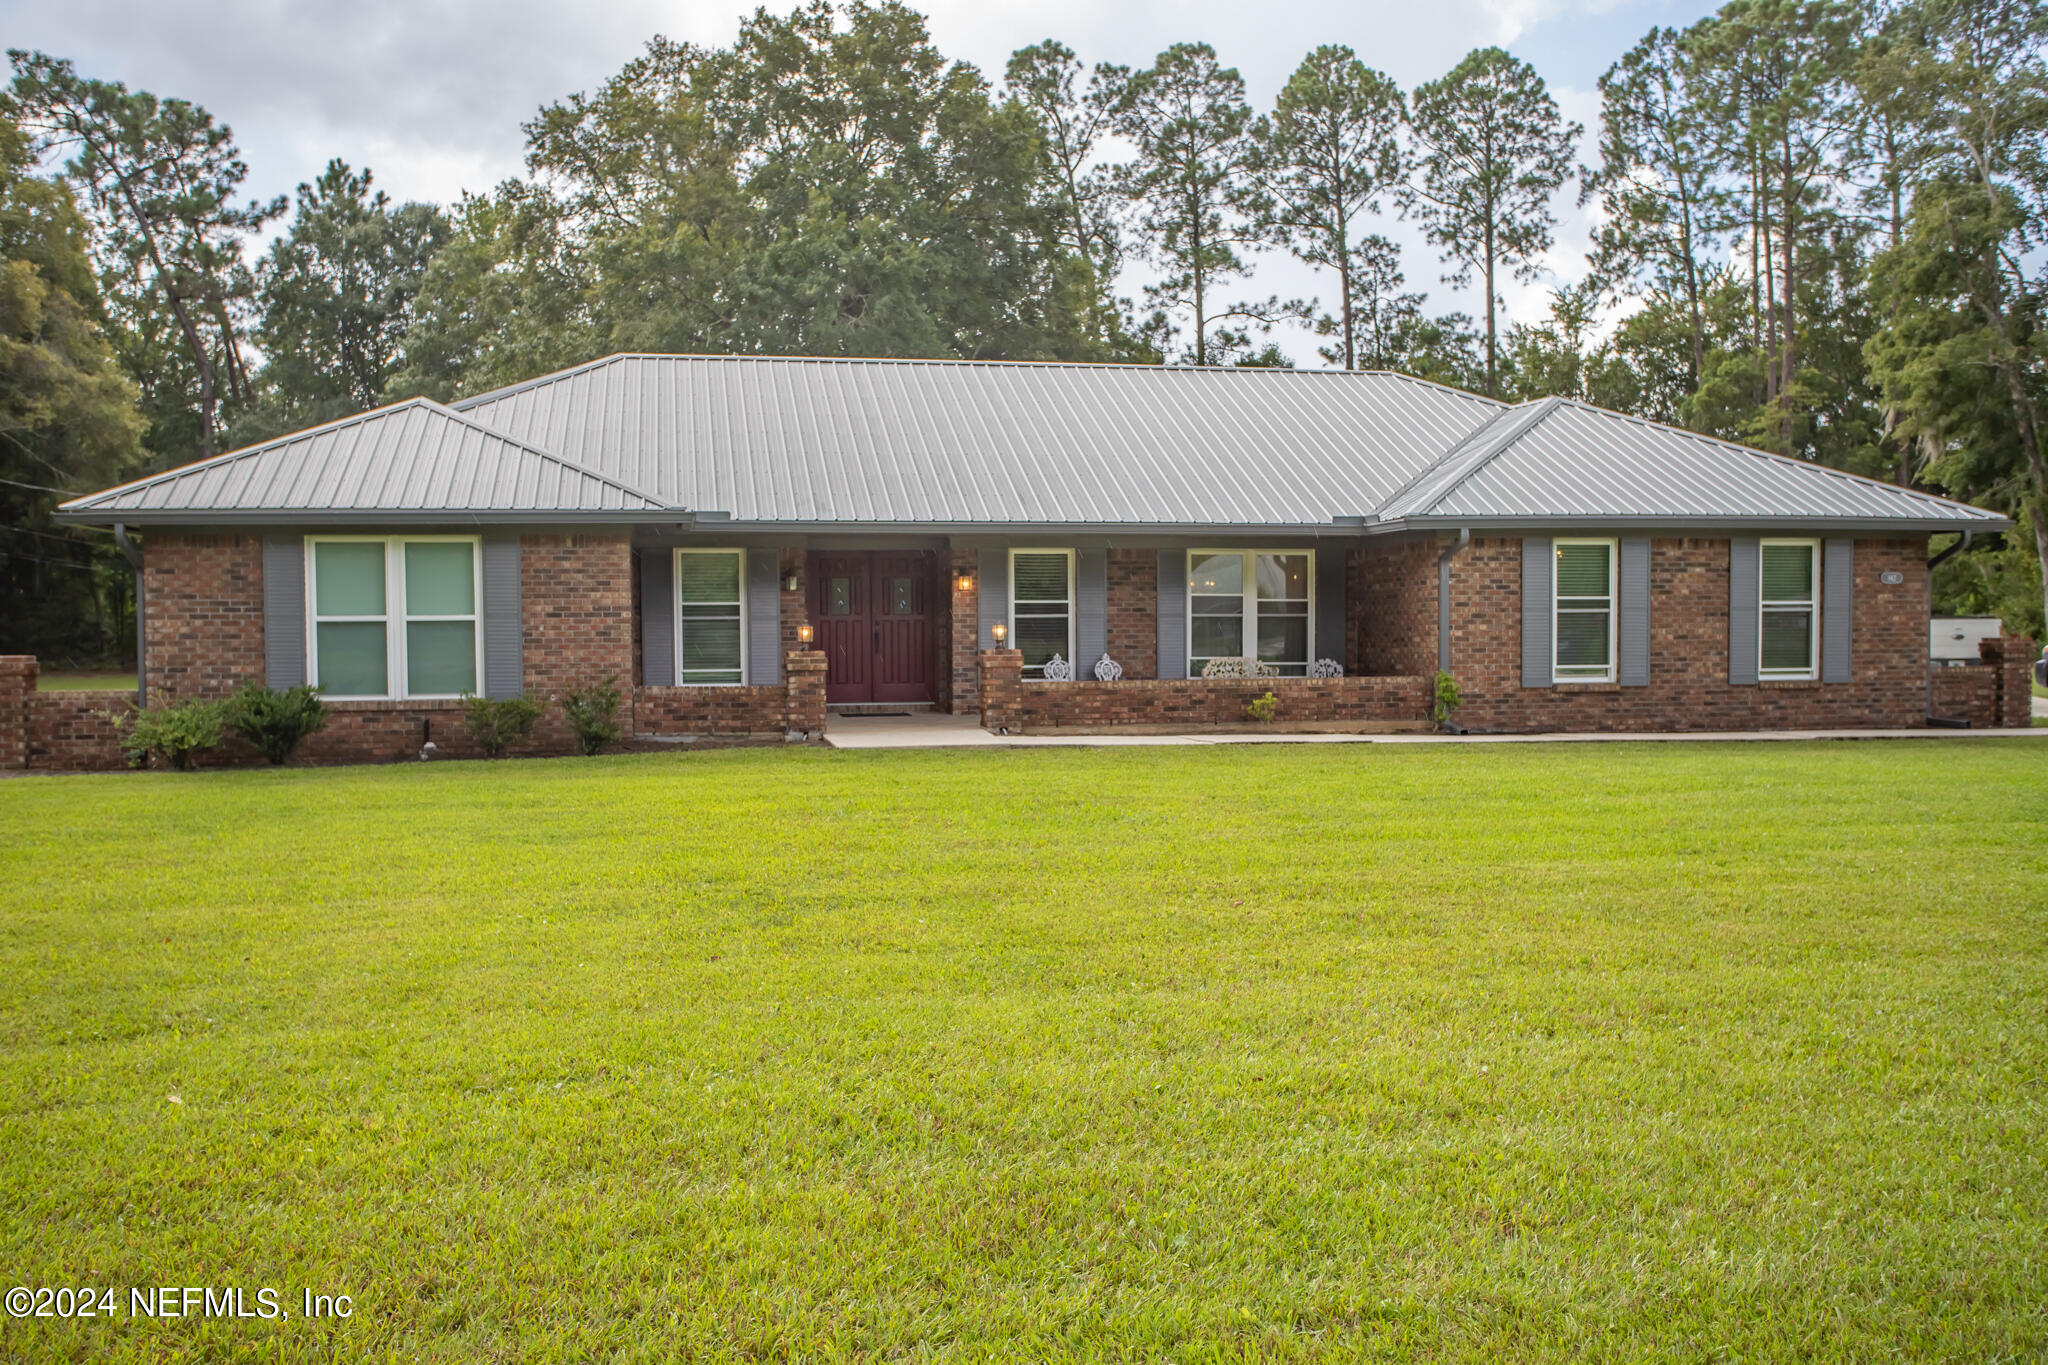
[{"left": 2, "top": 0, "right": 2044, "bottom": 663}]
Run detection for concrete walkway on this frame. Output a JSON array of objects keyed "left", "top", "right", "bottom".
[{"left": 822, "top": 710, "right": 2048, "bottom": 750}]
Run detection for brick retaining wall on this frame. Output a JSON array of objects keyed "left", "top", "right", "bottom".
[{"left": 1019, "top": 674, "right": 1432, "bottom": 730}]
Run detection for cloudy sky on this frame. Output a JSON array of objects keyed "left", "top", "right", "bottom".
[{"left": 4, "top": 0, "right": 1723, "bottom": 364}]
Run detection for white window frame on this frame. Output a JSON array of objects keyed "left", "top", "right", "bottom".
[
  {"left": 1759, "top": 538, "right": 1821, "bottom": 681},
  {"left": 305, "top": 535, "right": 483, "bottom": 701},
  {"left": 1186, "top": 549, "right": 1315, "bottom": 677},
  {"left": 1552, "top": 538, "right": 1618, "bottom": 684},
  {"left": 674, "top": 547, "right": 749, "bottom": 687},
  {"left": 1009, "top": 548, "right": 1076, "bottom": 680}
]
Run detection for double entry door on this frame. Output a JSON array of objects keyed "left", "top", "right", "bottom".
[{"left": 808, "top": 550, "right": 936, "bottom": 704}]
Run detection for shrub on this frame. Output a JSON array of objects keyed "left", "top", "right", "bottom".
[
  {"left": 560, "top": 677, "right": 623, "bottom": 756},
  {"left": 116, "top": 696, "right": 228, "bottom": 771},
  {"left": 461, "top": 693, "right": 542, "bottom": 758},
  {"left": 227, "top": 682, "right": 328, "bottom": 765},
  {"left": 1244, "top": 690, "right": 1279, "bottom": 723},
  {"left": 1432, "top": 670, "right": 1464, "bottom": 728}
]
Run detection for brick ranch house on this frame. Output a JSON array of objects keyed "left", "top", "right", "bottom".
[{"left": 7, "top": 353, "right": 2031, "bottom": 771}]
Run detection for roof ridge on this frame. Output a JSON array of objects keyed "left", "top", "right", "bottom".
[
  {"left": 62, "top": 395, "right": 670, "bottom": 513},
  {"left": 448, "top": 351, "right": 1513, "bottom": 411},
  {"left": 1373, "top": 397, "right": 1563, "bottom": 519}
]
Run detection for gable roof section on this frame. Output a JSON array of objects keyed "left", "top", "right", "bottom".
[
  {"left": 1376, "top": 397, "right": 2005, "bottom": 530},
  {"left": 452, "top": 353, "right": 1507, "bottom": 526},
  {"left": 60, "top": 398, "right": 667, "bottom": 523}
]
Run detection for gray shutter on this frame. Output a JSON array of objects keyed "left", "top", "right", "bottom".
[
  {"left": 1521, "top": 537, "right": 1552, "bottom": 688},
  {"left": 641, "top": 549, "right": 674, "bottom": 686},
  {"left": 481, "top": 536, "right": 523, "bottom": 699},
  {"left": 1157, "top": 548, "right": 1186, "bottom": 680},
  {"left": 978, "top": 547, "right": 1008, "bottom": 648},
  {"left": 1076, "top": 548, "right": 1107, "bottom": 672},
  {"left": 1315, "top": 545, "right": 1346, "bottom": 667},
  {"left": 1618, "top": 536, "right": 1650, "bottom": 686},
  {"left": 1822, "top": 538, "right": 1853, "bottom": 683},
  {"left": 746, "top": 549, "right": 781, "bottom": 685},
  {"left": 1730, "top": 536, "right": 1760, "bottom": 685},
  {"left": 262, "top": 535, "right": 305, "bottom": 689}
]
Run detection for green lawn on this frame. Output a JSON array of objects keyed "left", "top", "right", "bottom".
[
  {"left": 2, "top": 743, "right": 2044, "bottom": 1362},
  {"left": 34, "top": 670, "right": 136, "bottom": 692}
]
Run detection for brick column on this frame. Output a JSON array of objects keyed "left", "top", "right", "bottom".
[
  {"left": 0, "top": 655, "right": 35, "bottom": 771},
  {"left": 779, "top": 548, "right": 810, "bottom": 660},
  {"left": 949, "top": 546, "right": 979, "bottom": 714},
  {"left": 979, "top": 648, "right": 1021, "bottom": 732},
  {"left": 1987, "top": 634, "right": 2036, "bottom": 728},
  {"left": 784, "top": 649, "right": 828, "bottom": 739}
]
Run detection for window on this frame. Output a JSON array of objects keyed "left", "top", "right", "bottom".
[
  {"left": 1553, "top": 540, "right": 1615, "bottom": 682},
  {"left": 1760, "top": 539, "right": 1819, "bottom": 679},
  {"left": 676, "top": 549, "right": 746, "bottom": 685},
  {"left": 1010, "top": 550, "right": 1074, "bottom": 679},
  {"left": 1187, "top": 550, "right": 1312, "bottom": 676},
  {"left": 308, "top": 537, "right": 479, "bottom": 699}
]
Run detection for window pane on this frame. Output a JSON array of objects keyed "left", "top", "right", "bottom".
[
  {"left": 677, "top": 552, "right": 741, "bottom": 604},
  {"left": 828, "top": 577, "right": 851, "bottom": 615},
  {"left": 1191, "top": 616, "right": 1243, "bottom": 660},
  {"left": 1013, "top": 552, "right": 1069, "bottom": 602},
  {"left": 314, "top": 541, "right": 385, "bottom": 616},
  {"left": 1188, "top": 553, "right": 1242, "bottom": 596},
  {"left": 1015, "top": 614, "right": 1069, "bottom": 671},
  {"left": 889, "top": 577, "right": 913, "bottom": 615},
  {"left": 1257, "top": 614, "right": 1309, "bottom": 665},
  {"left": 407, "top": 620, "right": 476, "bottom": 695},
  {"left": 404, "top": 542, "right": 474, "bottom": 616},
  {"left": 1761, "top": 609, "right": 1813, "bottom": 671},
  {"left": 1556, "top": 610, "right": 1611, "bottom": 670},
  {"left": 1255, "top": 554, "right": 1309, "bottom": 601},
  {"left": 316, "top": 621, "right": 386, "bottom": 695},
  {"left": 1555, "top": 543, "right": 1611, "bottom": 599},
  {"left": 1762, "top": 544, "right": 1814, "bottom": 602},
  {"left": 681, "top": 616, "right": 742, "bottom": 676}
]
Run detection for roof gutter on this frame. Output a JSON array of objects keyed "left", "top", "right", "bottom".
[
  {"left": 114, "top": 523, "right": 144, "bottom": 707},
  {"left": 1926, "top": 529, "right": 1973, "bottom": 570}
]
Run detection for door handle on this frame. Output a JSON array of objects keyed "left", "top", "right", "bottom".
[{"left": 872, "top": 626, "right": 880, "bottom": 651}]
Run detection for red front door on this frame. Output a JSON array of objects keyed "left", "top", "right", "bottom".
[{"left": 810, "top": 551, "right": 935, "bottom": 704}]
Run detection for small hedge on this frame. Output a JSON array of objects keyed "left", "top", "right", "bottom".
[
  {"left": 462, "top": 694, "right": 542, "bottom": 758},
  {"left": 227, "top": 682, "right": 328, "bottom": 765}
]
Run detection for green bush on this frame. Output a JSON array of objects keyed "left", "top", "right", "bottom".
[
  {"left": 560, "top": 677, "right": 623, "bottom": 756},
  {"left": 1433, "top": 670, "right": 1464, "bottom": 728},
  {"left": 227, "top": 682, "right": 328, "bottom": 765},
  {"left": 461, "top": 693, "right": 542, "bottom": 758},
  {"left": 117, "top": 696, "right": 228, "bottom": 771},
  {"left": 1244, "top": 690, "right": 1279, "bottom": 723}
]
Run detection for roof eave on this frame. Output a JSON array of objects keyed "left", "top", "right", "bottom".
[
  {"left": 1377, "top": 513, "right": 2012, "bottom": 535},
  {"left": 54, "top": 506, "right": 684, "bottom": 527}
]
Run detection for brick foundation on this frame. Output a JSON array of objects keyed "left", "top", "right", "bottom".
[
  {"left": 1019, "top": 675, "right": 1432, "bottom": 731},
  {"left": 1447, "top": 536, "right": 1936, "bottom": 732}
]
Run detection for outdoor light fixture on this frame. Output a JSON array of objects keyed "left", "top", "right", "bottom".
[
  {"left": 784, "top": 571, "right": 801, "bottom": 592},
  {"left": 798, "top": 623, "right": 813, "bottom": 644},
  {"left": 991, "top": 622, "right": 1007, "bottom": 644},
  {"left": 956, "top": 570, "right": 974, "bottom": 591}
]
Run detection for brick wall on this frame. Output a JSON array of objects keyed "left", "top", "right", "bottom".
[
  {"left": 1019, "top": 674, "right": 1431, "bottom": 730},
  {"left": 0, "top": 655, "right": 33, "bottom": 769},
  {"left": 144, "top": 534, "right": 265, "bottom": 700},
  {"left": 524, "top": 534, "right": 634, "bottom": 748},
  {"left": 1978, "top": 633, "right": 2037, "bottom": 728},
  {"left": 1353, "top": 538, "right": 1439, "bottom": 679},
  {"left": 633, "top": 684, "right": 789, "bottom": 737},
  {"left": 1448, "top": 536, "right": 1934, "bottom": 732},
  {"left": 1929, "top": 666, "right": 1997, "bottom": 728},
  {"left": 979, "top": 648, "right": 1021, "bottom": 731},
  {"left": 949, "top": 547, "right": 979, "bottom": 714},
  {"left": 779, "top": 548, "right": 808, "bottom": 662},
  {"left": 1106, "top": 548, "right": 1158, "bottom": 679},
  {"left": 786, "top": 650, "right": 827, "bottom": 736}
]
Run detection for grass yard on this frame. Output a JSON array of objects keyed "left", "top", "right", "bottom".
[{"left": 2, "top": 742, "right": 2044, "bottom": 1362}]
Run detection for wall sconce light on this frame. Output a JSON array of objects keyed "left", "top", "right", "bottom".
[
  {"left": 991, "top": 622, "right": 1007, "bottom": 645},
  {"left": 956, "top": 571, "right": 974, "bottom": 592},
  {"left": 798, "top": 623, "right": 813, "bottom": 644},
  {"left": 784, "top": 571, "right": 801, "bottom": 592}
]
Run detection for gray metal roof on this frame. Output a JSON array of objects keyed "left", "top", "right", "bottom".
[
  {"left": 60, "top": 398, "right": 668, "bottom": 522},
  {"left": 1375, "top": 397, "right": 2006, "bottom": 529},
  {"left": 451, "top": 353, "right": 1504, "bottom": 525},
  {"left": 58, "top": 354, "right": 2008, "bottom": 532}
]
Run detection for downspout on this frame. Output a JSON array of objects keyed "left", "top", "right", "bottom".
[
  {"left": 1437, "top": 528, "right": 1470, "bottom": 734},
  {"left": 1436, "top": 528, "right": 1470, "bottom": 675},
  {"left": 1925, "top": 531, "right": 1971, "bottom": 726},
  {"left": 114, "top": 523, "right": 144, "bottom": 707}
]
